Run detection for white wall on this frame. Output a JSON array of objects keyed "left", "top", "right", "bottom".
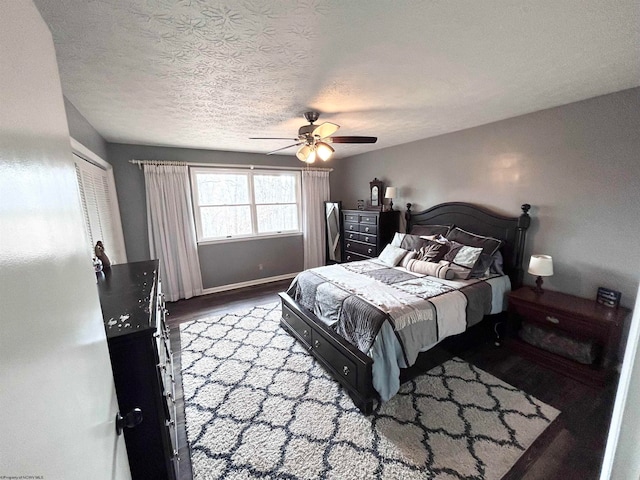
[
  {"left": 602, "top": 285, "right": 640, "bottom": 479},
  {"left": 333, "top": 88, "right": 640, "bottom": 311},
  {"left": 0, "top": 2, "right": 130, "bottom": 478}
]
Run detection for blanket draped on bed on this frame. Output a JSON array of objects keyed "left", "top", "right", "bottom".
[{"left": 287, "top": 259, "right": 508, "bottom": 401}]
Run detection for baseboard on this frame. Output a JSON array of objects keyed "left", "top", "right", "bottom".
[{"left": 200, "top": 272, "right": 298, "bottom": 296}]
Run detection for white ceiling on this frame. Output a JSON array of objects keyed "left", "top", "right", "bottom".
[{"left": 35, "top": 0, "right": 639, "bottom": 159}]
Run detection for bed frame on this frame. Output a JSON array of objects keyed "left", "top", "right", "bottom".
[{"left": 279, "top": 202, "right": 531, "bottom": 414}]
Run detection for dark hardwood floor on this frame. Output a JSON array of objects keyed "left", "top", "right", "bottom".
[{"left": 165, "top": 280, "right": 617, "bottom": 480}]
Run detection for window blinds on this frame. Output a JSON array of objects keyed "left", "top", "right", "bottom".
[{"left": 73, "top": 154, "right": 122, "bottom": 263}]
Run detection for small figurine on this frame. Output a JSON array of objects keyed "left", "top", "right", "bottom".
[{"left": 94, "top": 241, "right": 111, "bottom": 269}]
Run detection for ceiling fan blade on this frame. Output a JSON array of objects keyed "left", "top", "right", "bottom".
[
  {"left": 250, "top": 137, "right": 298, "bottom": 140},
  {"left": 312, "top": 122, "right": 340, "bottom": 139},
  {"left": 267, "top": 142, "right": 303, "bottom": 155},
  {"left": 329, "top": 136, "right": 377, "bottom": 144}
]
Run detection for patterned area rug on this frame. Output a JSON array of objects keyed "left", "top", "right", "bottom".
[{"left": 181, "top": 303, "right": 559, "bottom": 480}]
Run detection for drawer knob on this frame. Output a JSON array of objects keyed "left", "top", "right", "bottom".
[
  {"left": 303, "top": 329, "right": 309, "bottom": 337},
  {"left": 285, "top": 312, "right": 290, "bottom": 318},
  {"left": 165, "top": 419, "right": 175, "bottom": 427},
  {"left": 346, "top": 255, "right": 352, "bottom": 260},
  {"left": 314, "top": 339, "right": 320, "bottom": 348},
  {"left": 115, "top": 408, "right": 143, "bottom": 435},
  {"left": 368, "top": 248, "right": 373, "bottom": 254},
  {"left": 343, "top": 366, "right": 350, "bottom": 376},
  {"left": 546, "top": 316, "right": 560, "bottom": 324},
  {"left": 349, "top": 225, "right": 354, "bottom": 230},
  {"left": 346, "top": 243, "right": 351, "bottom": 248},
  {"left": 365, "top": 227, "right": 370, "bottom": 232}
]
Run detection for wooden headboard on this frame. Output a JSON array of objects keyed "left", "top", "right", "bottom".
[{"left": 405, "top": 202, "right": 531, "bottom": 288}]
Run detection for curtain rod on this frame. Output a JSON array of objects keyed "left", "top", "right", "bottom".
[{"left": 129, "top": 159, "right": 332, "bottom": 172}]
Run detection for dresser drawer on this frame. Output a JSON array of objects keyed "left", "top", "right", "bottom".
[
  {"left": 359, "top": 223, "right": 377, "bottom": 235},
  {"left": 359, "top": 233, "right": 376, "bottom": 245},
  {"left": 344, "top": 213, "right": 360, "bottom": 223},
  {"left": 282, "top": 303, "right": 312, "bottom": 348},
  {"left": 311, "top": 331, "right": 357, "bottom": 389},
  {"left": 359, "top": 214, "right": 378, "bottom": 225},
  {"left": 345, "top": 241, "right": 377, "bottom": 258},
  {"left": 345, "top": 230, "right": 359, "bottom": 242},
  {"left": 510, "top": 300, "right": 606, "bottom": 340},
  {"left": 344, "top": 252, "right": 369, "bottom": 262},
  {"left": 344, "top": 222, "right": 359, "bottom": 233}
]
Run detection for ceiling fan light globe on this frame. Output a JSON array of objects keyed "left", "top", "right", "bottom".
[
  {"left": 316, "top": 142, "right": 334, "bottom": 161},
  {"left": 306, "top": 150, "right": 317, "bottom": 164},
  {"left": 296, "top": 145, "right": 311, "bottom": 162}
]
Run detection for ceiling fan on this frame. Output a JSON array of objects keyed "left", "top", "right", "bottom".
[{"left": 250, "top": 111, "right": 377, "bottom": 163}]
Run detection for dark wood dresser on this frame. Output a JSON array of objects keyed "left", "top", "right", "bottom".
[
  {"left": 506, "top": 287, "right": 630, "bottom": 386},
  {"left": 97, "top": 260, "right": 178, "bottom": 480},
  {"left": 342, "top": 209, "right": 400, "bottom": 262}
]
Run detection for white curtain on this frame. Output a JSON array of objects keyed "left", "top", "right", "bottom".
[
  {"left": 143, "top": 164, "right": 203, "bottom": 301},
  {"left": 302, "top": 169, "right": 330, "bottom": 269}
]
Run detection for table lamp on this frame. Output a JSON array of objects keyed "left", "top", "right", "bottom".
[
  {"left": 385, "top": 187, "right": 396, "bottom": 211},
  {"left": 528, "top": 255, "right": 553, "bottom": 294}
]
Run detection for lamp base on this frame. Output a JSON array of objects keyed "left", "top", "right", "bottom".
[
  {"left": 388, "top": 200, "right": 394, "bottom": 211},
  {"left": 532, "top": 275, "right": 545, "bottom": 294}
]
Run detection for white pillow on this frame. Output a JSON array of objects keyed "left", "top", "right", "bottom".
[
  {"left": 390, "top": 232, "right": 405, "bottom": 247},
  {"left": 378, "top": 244, "right": 409, "bottom": 267}
]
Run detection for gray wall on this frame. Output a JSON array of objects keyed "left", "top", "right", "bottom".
[
  {"left": 333, "top": 88, "right": 640, "bottom": 310},
  {"left": 106, "top": 143, "right": 306, "bottom": 289},
  {"left": 64, "top": 97, "right": 109, "bottom": 160}
]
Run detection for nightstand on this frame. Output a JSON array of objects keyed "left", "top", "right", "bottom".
[{"left": 506, "top": 287, "right": 630, "bottom": 386}]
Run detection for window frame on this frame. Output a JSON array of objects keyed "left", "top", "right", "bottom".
[{"left": 190, "top": 167, "right": 303, "bottom": 244}]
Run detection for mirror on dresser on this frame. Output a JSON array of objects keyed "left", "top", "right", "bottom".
[{"left": 324, "top": 201, "right": 342, "bottom": 264}]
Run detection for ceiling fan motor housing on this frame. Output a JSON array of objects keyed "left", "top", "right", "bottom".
[
  {"left": 298, "top": 124, "right": 316, "bottom": 138},
  {"left": 303, "top": 111, "right": 320, "bottom": 123}
]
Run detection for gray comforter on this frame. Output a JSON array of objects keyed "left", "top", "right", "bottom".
[{"left": 287, "top": 259, "right": 503, "bottom": 400}]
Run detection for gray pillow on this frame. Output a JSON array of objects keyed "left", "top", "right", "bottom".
[
  {"left": 399, "top": 233, "right": 430, "bottom": 252},
  {"left": 446, "top": 227, "right": 502, "bottom": 256},
  {"left": 410, "top": 224, "right": 452, "bottom": 237}
]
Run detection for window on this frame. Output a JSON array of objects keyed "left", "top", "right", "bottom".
[
  {"left": 73, "top": 148, "right": 127, "bottom": 264},
  {"left": 190, "top": 168, "right": 302, "bottom": 242}
]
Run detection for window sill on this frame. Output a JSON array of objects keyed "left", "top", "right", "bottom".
[{"left": 197, "top": 232, "right": 303, "bottom": 246}]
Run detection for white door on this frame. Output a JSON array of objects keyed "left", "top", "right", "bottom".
[{"left": 0, "top": 2, "right": 131, "bottom": 479}]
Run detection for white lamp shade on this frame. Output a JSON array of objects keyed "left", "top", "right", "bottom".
[
  {"left": 528, "top": 255, "right": 554, "bottom": 276},
  {"left": 385, "top": 187, "right": 396, "bottom": 199}
]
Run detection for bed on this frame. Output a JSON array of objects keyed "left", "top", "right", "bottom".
[{"left": 279, "top": 202, "right": 531, "bottom": 413}]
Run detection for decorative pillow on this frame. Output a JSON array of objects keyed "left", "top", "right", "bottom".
[
  {"left": 406, "top": 259, "right": 455, "bottom": 279},
  {"left": 469, "top": 253, "right": 494, "bottom": 278},
  {"left": 397, "top": 233, "right": 430, "bottom": 252},
  {"left": 410, "top": 224, "right": 452, "bottom": 237},
  {"left": 399, "top": 250, "right": 417, "bottom": 268},
  {"left": 446, "top": 227, "right": 502, "bottom": 256},
  {"left": 378, "top": 245, "right": 409, "bottom": 267},
  {"left": 416, "top": 240, "right": 450, "bottom": 263},
  {"left": 490, "top": 250, "right": 505, "bottom": 275},
  {"left": 443, "top": 241, "right": 484, "bottom": 279}
]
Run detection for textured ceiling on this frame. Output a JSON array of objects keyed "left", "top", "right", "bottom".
[{"left": 35, "top": 0, "right": 640, "bottom": 159}]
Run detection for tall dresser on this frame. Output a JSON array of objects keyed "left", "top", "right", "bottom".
[
  {"left": 97, "top": 260, "right": 178, "bottom": 480},
  {"left": 342, "top": 209, "right": 400, "bottom": 262}
]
